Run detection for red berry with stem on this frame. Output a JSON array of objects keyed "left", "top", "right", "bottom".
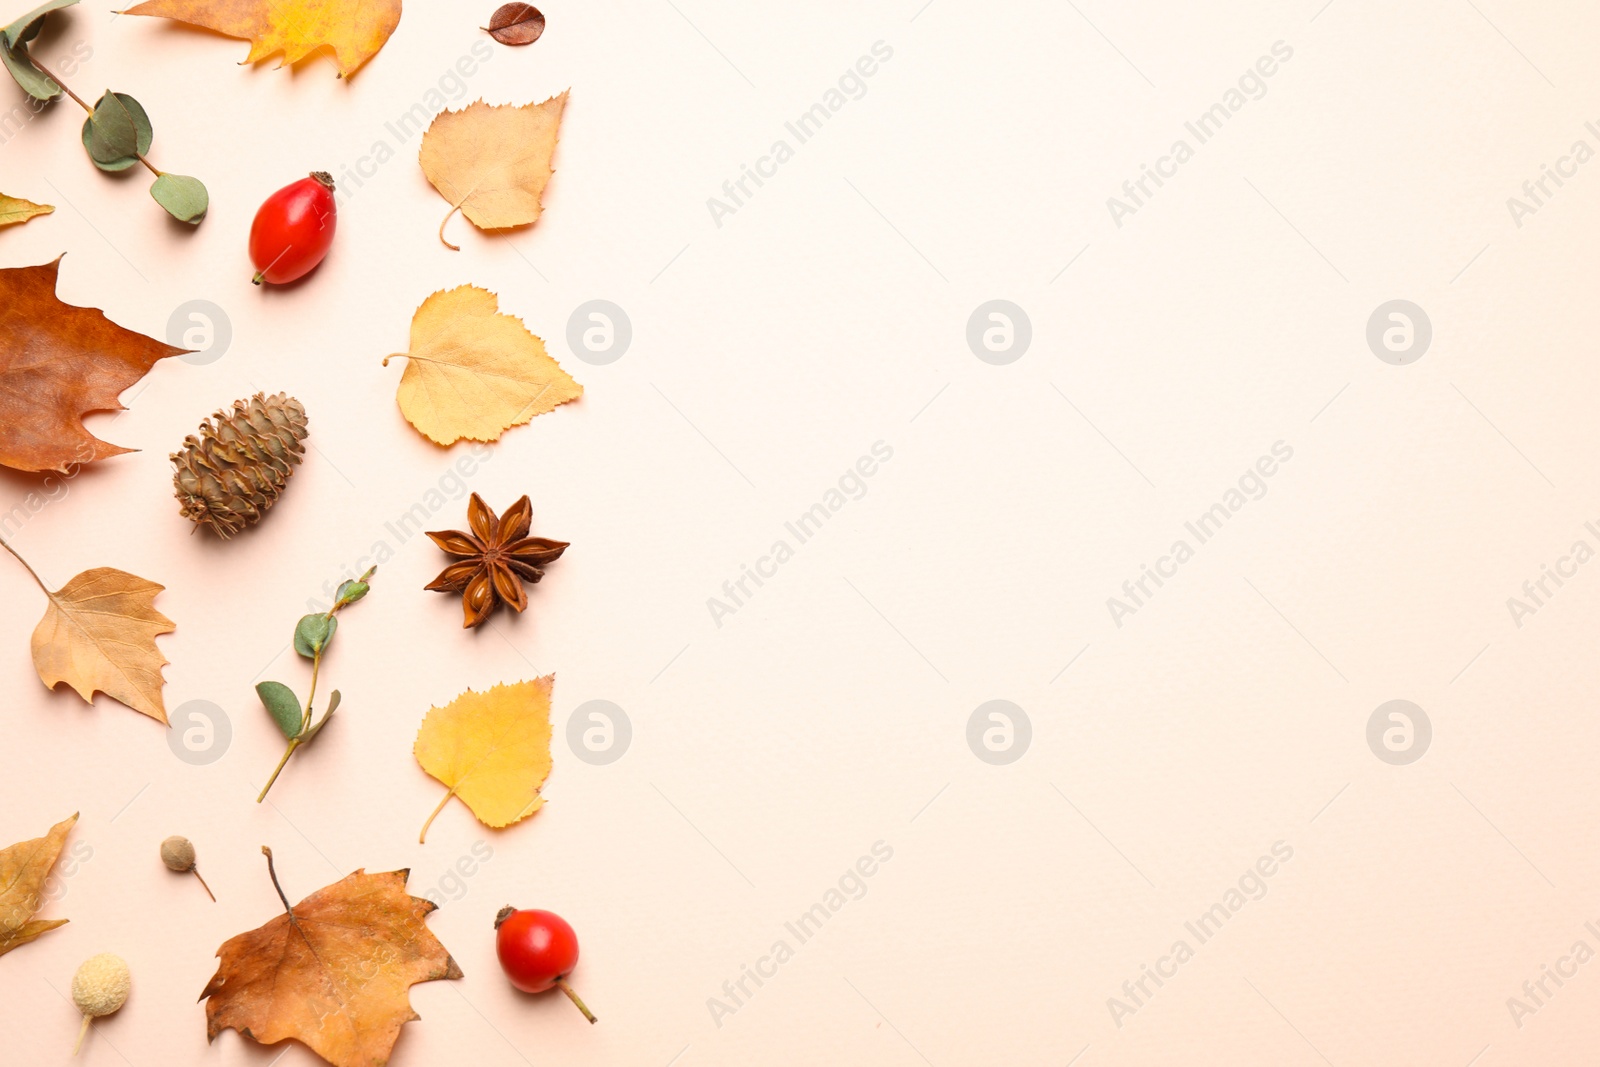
[
  {"left": 249, "top": 172, "right": 337, "bottom": 285},
  {"left": 494, "top": 907, "right": 597, "bottom": 1023}
]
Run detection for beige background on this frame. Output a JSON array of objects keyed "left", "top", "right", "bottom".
[{"left": 3, "top": 0, "right": 1599, "bottom": 1063}]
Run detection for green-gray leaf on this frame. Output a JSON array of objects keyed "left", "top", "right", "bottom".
[
  {"left": 335, "top": 578, "right": 370, "bottom": 607},
  {"left": 1, "top": 38, "right": 57, "bottom": 99},
  {"left": 293, "top": 613, "right": 336, "bottom": 658},
  {"left": 256, "top": 680, "right": 303, "bottom": 739},
  {"left": 81, "top": 91, "right": 151, "bottom": 172},
  {"left": 0, "top": 0, "right": 78, "bottom": 49},
  {"left": 151, "top": 172, "right": 207, "bottom": 223}
]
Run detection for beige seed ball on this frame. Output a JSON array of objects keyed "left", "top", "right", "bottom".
[
  {"left": 71, "top": 953, "right": 130, "bottom": 1018},
  {"left": 160, "top": 835, "right": 195, "bottom": 872}
]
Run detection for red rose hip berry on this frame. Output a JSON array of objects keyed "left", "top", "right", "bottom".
[
  {"left": 250, "top": 172, "right": 337, "bottom": 285},
  {"left": 494, "top": 907, "right": 597, "bottom": 1023}
]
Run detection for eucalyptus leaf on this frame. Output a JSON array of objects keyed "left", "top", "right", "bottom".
[
  {"left": 305, "top": 690, "right": 341, "bottom": 741},
  {"left": 256, "top": 680, "right": 303, "bottom": 739},
  {"left": 335, "top": 578, "right": 370, "bottom": 607},
  {"left": 0, "top": 0, "right": 77, "bottom": 49},
  {"left": 150, "top": 172, "right": 207, "bottom": 223},
  {"left": 293, "top": 613, "right": 336, "bottom": 658},
  {"left": 0, "top": 40, "right": 55, "bottom": 99},
  {"left": 81, "top": 91, "right": 151, "bottom": 172}
]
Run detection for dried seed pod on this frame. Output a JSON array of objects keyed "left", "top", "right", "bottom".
[
  {"left": 71, "top": 953, "right": 130, "bottom": 1054},
  {"left": 171, "top": 392, "right": 308, "bottom": 538},
  {"left": 159, "top": 835, "right": 215, "bottom": 901}
]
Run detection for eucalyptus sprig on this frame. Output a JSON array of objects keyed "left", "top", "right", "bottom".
[
  {"left": 255, "top": 568, "right": 375, "bottom": 803},
  {"left": 0, "top": 0, "right": 208, "bottom": 223}
]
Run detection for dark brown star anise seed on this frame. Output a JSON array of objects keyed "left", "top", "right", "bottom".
[{"left": 425, "top": 493, "right": 568, "bottom": 628}]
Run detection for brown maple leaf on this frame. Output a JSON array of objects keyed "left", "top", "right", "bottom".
[
  {"left": 425, "top": 493, "right": 567, "bottom": 629},
  {"left": 0, "top": 257, "right": 183, "bottom": 474},
  {"left": 201, "top": 848, "right": 461, "bottom": 1067}
]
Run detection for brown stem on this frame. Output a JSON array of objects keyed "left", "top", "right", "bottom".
[
  {"left": 23, "top": 51, "right": 160, "bottom": 177},
  {"left": 438, "top": 204, "right": 462, "bottom": 250},
  {"left": 0, "top": 532, "right": 49, "bottom": 594},
  {"left": 261, "top": 847, "right": 301, "bottom": 930},
  {"left": 555, "top": 978, "right": 597, "bottom": 1024},
  {"left": 190, "top": 866, "right": 216, "bottom": 902}
]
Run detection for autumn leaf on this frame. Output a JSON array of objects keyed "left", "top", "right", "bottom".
[
  {"left": 30, "top": 566, "right": 176, "bottom": 724},
  {"left": 0, "top": 257, "right": 182, "bottom": 474},
  {"left": 414, "top": 677, "right": 553, "bottom": 843},
  {"left": 202, "top": 849, "right": 461, "bottom": 1067},
  {"left": 122, "top": 0, "right": 401, "bottom": 78},
  {"left": 382, "top": 285, "right": 580, "bottom": 446},
  {"left": 419, "top": 92, "right": 567, "bottom": 249},
  {"left": 0, "top": 813, "right": 77, "bottom": 959},
  {"left": 0, "top": 194, "right": 52, "bottom": 228}
]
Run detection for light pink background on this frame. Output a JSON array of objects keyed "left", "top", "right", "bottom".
[{"left": 4, "top": 0, "right": 1600, "bottom": 1064}]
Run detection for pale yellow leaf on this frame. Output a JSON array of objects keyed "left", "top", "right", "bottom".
[
  {"left": 413, "top": 677, "right": 553, "bottom": 842},
  {"left": 0, "top": 195, "right": 52, "bottom": 228},
  {"left": 0, "top": 813, "right": 76, "bottom": 958},
  {"left": 32, "top": 567, "right": 175, "bottom": 724},
  {"left": 382, "top": 284, "right": 581, "bottom": 446},
  {"left": 419, "top": 92, "right": 567, "bottom": 248}
]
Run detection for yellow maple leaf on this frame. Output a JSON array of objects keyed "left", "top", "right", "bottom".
[
  {"left": 414, "top": 677, "right": 554, "bottom": 843},
  {"left": 122, "top": 0, "right": 401, "bottom": 78},
  {"left": 31, "top": 567, "right": 176, "bottom": 724},
  {"left": 0, "top": 813, "right": 77, "bottom": 958},
  {"left": 382, "top": 284, "right": 581, "bottom": 447},
  {"left": 0, "top": 195, "right": 52, "bottom": 228},
  {"left": 419, "top": 92, "right": 568, "bottom": 249}
]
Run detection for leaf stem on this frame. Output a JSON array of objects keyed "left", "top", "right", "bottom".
[
  {"left": 72, "top": 1014, "right": 90, "bottom": 1055},
  {"left": 438, "top": 204, "right": 462, "bottom": 250},
  {"left": 256, "top": 740, "right": 300, "bottom": 803},
  {"left": 261, "top": 846, "right": 298, "bottom": 926},
  {"left": 0, "top": 531, "right": 48, "bottom": 594},
  {"left": 419, "top": 787, "right": 455, "bottom": 843},
  {"left": 190, "top": 866, "right": 216, "bottom": 902}
]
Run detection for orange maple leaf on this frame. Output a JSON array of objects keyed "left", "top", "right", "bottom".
[{"left": 201, "top": 849, "right": 461, "bottom": 1067}]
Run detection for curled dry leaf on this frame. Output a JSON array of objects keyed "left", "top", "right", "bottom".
[
  {"left": 0, "top": 194, "right": 52, "bottom": 227},
  {"left": 419, "top": 92, "right": 567, "bottom": 248},
  {"left": 0, "top": 257, "right": 182, "bottom": 474},
  {"left": 414, "top": 677, "right": 554, "bottom": 842},
  {"left": 122, "top": 0, "right": 401, "bottom": 77},
  {"left": 201, "top": 852, "right": 461, "bottom": 1067},
  {"left": 0, "top": 813, "right": 77, "bottom": 958},
  {"left": 31, "top": 567, "right": 177, "bottom": 724},
  {"left": 485, "top": 2, "right": 543, "bottom": 45},
  {"left": 382, "top": 284, "right": 580, "bottom": 446}
]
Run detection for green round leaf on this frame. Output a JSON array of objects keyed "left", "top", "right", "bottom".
[
  {"left": 334, "top": 578, "right": 370, "bottom": 607},
  {"left": 81, "top": 91, "right": 151, "bottom": 172},
  {"left": 256, "top": 681, "right": 303, "bottom": 739},
  {"left": 293, "top": 613, "right": 336, "bottom": 658},
  {"left": 0, "top": 0, "right": 79, "bottom": 50},
  {"left": 1, "top": 40, "right": 59, "bottom": 100},
  {"left": 151, "top": 172, "right": 207, "bottom": 223}
]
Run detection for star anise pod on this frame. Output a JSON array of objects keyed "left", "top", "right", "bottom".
[{"left": 425, "top": 493, "right": 568, "bottom": 628}]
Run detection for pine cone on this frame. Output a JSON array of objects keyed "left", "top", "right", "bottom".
[{"left": 172, "top": 393, "right": 309, "bottom": 538}]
